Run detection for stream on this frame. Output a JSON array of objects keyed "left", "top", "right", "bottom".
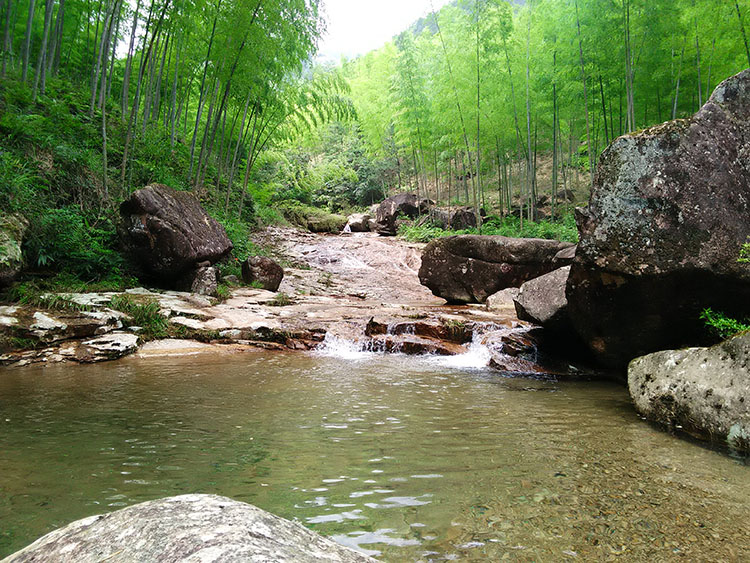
[{"left": 2, "top": 348, "right": 749, "bottom": 561}]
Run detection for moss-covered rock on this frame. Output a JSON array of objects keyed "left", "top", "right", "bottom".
[
  {"left": 567, "top": 70, "right": 750, "bottom": 368},
  {"left": 0, "top": 213, "right": 28, "bottom": 286}
]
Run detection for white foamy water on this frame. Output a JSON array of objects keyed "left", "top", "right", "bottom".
[
  {"left": 427, "top": 338, "right": 492, "bottom": 370},
  {"left": 315, "top": 334, "right": 377, "bottom": 361},
  {"left": 317, "top": 331, "right": 495, "bottom": 371}
]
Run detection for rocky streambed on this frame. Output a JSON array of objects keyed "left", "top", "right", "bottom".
[{"left": 0, "top": 228, "right": 592, "bottom": 379}]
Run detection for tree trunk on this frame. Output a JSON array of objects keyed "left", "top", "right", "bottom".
[
  {"left": 121, "top": 0, "right": 141, "bottom": 119},
  {"left": 106, "top": 7, "right": 121, "bottom": 99},
  {"left": 120, "top": 0, "right": 172, "bottom": 184},
  {"left": 1, "top": 0, "right": 13, "bottom": 77},
  {"left": 89, "top": 0, "right": 116, "bottom": 115},
  {"left": 225, "top": 94, "right": 253, "bottom": 214},
  {"left": 672, "top": 33, "right": 687, "bottom": 119},
  {"left": 524, "top": 10, "right": 535, "bottom": 221},
  {"left": 574, "top": 0, "right": 594, "bottom": 189},
  {"left": 552, "top": 55, "right": 559, "bottom": 220},
  {"left": 736, "top": 0, "right": 750, "bottom": 67},
  {"left": 32, "top": 0, "right": 53, "bottom": 99},
  {"left": 599, "top": 74, "right": 609, "bottom": 146},
  {"left": 432, "top": 4, "right": 477, "bottom": 218},
  {"left": 189, "top": 0, "right": 222, "bottom": 183},
  {"left": 21, "top": 0, "right": 36, "bottom": 82},
  {"left": 624, "top": 0, "right": 635, "bottom": 132}
]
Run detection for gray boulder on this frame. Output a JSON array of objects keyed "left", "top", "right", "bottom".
[
  {"left": 0, "top": 214, "right": 28, "bottom": 286},
  {"left": 242, "top": 256, "right": 284, "bottom": 291},
  {"left": 485, "top": 288, "right": 520, "bottom": 313},
  {"left": 514, "top": 266, "right": 571, "bottom": 332},
  {"left": 190, "top": 265, "right": 218, "bottom": 296},
  {"left": 428, "top": 207, "right": 479, "bottom": 230},
  {"left": 419, "top": 235, "right": 575, "bottom": 304},
  {"left": 344, "top": 213, "right": 373, "bottom": 233},
  {"left": 629, "top": 332, "right": 750, "bottom": 453},
  {"left": 119, "top": 184, "right": 233, "bottom": 282},
  {"left": 2, "top": 494, "right": 374, "bottom": 562},
  {"left": 375, "top": 193, "right": 432, "bottom": 236},
  {"left": 567, "top": 70, "right": 750, "bottom": 367}
]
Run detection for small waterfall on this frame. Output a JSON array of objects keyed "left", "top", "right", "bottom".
[
  {"left": 429, "top": 335, "right": 492, "bottom": 370},
  {"left": 316, "top": 322, "right": 542, "bottom": 374},
  {"left": 315, "top": 334, "right": 374, "bottom": 360}
]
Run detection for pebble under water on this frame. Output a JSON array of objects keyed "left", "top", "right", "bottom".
[{"left": 1, "top": 351, "right": 749, "bottom": 561}]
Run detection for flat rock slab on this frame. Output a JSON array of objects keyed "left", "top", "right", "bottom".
[{"left": 2, "top": 494, "right": 374, "bottom": 563}]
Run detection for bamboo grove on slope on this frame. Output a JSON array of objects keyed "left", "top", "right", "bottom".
[
  {"left": 344, "top": 0, "right": 750, "bottom": 221},
  {"left": 0, "top": 0, "right": 353, "bottom": 217}
]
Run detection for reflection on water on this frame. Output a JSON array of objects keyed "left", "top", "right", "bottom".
[{"left": 0, "top": 352, "right": 748, "bottom": 560}]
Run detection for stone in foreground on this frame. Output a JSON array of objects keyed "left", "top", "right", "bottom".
[
  {"left": 628, "top": 332, "right": 750, "bottom": 453},
  {"left": 119, "top": 184, "right": 233, "bottom": 281},
  {"left": 2, "top": 494, "right": 375, "bottom": 563},
  {"left": 419, "top": 235, "right": 574, "bottom": 304},
  {"left": 567, "top": 70, "right": 750, "bottom": 367}
]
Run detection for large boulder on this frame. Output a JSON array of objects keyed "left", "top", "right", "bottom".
[
  {"left": 375, "top": 193, "right": 432, "bottom": 236},
  {"left": 344, "top": 213, "right": 373, "bottom": 233},
  {"left": 514, "top": 266, "right": 571, "bottom": 332},
  {"left": 428, "top": 207, "right": 480, "bottom": 231},
  {"left": 629, "top": 332, "right": 750, "bottom": 453},
  {"left": 419, "top": 236, "right": 575, "bottom": 304},
  {"left": 3, "top": 494, "right": 374, "bottom": 562},
  {"left": 567, "top": 70, "right": 750, "bottom": 368},
  {"left": 119, "top": 184, "right": 233, "bottom": 281},
  {"left": 242, "top": 256, "right": 284, "bottom": 291},
  {"left": 0, "top": 214, "right": 28, "bottom": 286}
]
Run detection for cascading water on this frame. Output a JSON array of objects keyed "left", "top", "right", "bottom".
[{"left": 316, "top": 322, "right": 539, "bottom": 373}]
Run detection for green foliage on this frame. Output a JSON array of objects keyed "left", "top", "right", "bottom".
[
  {"left": 268, "top": 292, "right": 293, "bottom": 307},
  {"left": 109, "top": 295, "right": 168, "bottom": 341},
  {"left": 277, "top": 201, "right": 347, "bottom": 233},
  {"left": 398, "top": 213, "right": 579, "bottom": 243},
  {"left": 739, "top": 242, "right": 750, "bottom": 264},
  {"left": 24, "top": 207, "right": 124, "bottom": 278},
  {"left": 215, "top": 284, "right": 232, "bottom": 302},
  {"left": 3, "top": 272, "right": 137, "bottom": 304},
  {"left": 700, "top": 308, "right": 750, "bottom": 340}
]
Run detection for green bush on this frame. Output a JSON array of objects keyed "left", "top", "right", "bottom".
[
  {"left": 24, "top": 207, "right": 125, "bottom": 279},
  {"left": 109, "top": 294, "right": 168, "bottom": 340},
  {"left": 397, "top": 213, "right": 579, "bottom": 244},
  {"left": 700, "top": 308, "right": 750, "bottom": 340}
]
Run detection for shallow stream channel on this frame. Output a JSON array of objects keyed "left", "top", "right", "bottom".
[{"left": 1, "top": 344, "right": 749, "bottom": 561}]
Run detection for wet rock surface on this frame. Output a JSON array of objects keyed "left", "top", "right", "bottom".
[
  {"left": 119, "top": 184, "right": 233, "bottom": 281},
  {"left": 567, "top": 70, "right": 750, "bottom": 367},
  {"left": 0, "top": 227, "right": 595, "bottom": 379},
  {"left": 419, "top": 235, "right": 574, "bottom": 304},
  {"left": 3, "top": 494, "right": 374, "bottom": 563},
  {"left": 629, "top": 332, "right": 750, "bottom": 452}
]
